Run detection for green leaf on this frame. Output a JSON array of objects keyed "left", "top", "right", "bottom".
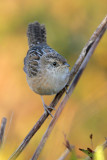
[{"left": 79, "top": 148, "right": 94, "bottom": 159}]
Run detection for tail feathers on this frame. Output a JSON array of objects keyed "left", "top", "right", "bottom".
[{"left": 27, "top": 22, "right": 47, "bottom": 48}]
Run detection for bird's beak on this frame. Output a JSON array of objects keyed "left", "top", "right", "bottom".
[{"left": 64, "top": 62, "right": 70, "bottom": 67}]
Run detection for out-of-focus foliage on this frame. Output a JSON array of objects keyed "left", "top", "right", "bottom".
[
  {"left": 94, "top": 146, "right": 105, "bottom": 160},
  {"left": 0, "top": 0, "right": 107, "bottom": 160},
  {"left": 69, "top": 150, "right": 78, "bottom": 160}
]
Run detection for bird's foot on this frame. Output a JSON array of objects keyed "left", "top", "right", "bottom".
[
  {"left": 65, "top": 84, "right": 69, "bottom": 94},
  {"left": 43, "top": 104, "right": 55, "bottom": 118},
  {"left": 47, "top": 106, "right": 56, "bottom": 110}
]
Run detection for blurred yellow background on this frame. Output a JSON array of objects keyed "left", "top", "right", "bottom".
[{"left": 0, "top": 0, "right": 107, "bottom": 159}]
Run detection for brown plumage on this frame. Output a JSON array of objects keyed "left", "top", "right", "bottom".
[
  {"left": 24, "top": 21, "right": 70, "bottom": 116},
  {"left": 27, "top": 22, "right": 46, "bottom": 47}
]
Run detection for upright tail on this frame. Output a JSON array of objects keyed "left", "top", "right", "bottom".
[{"left": 27, "top": 21, "right": 47, "bottom": 48}]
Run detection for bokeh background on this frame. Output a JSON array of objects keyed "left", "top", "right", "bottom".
[{"left": 0, "top": 0, "right": 107, "bottom": 159}]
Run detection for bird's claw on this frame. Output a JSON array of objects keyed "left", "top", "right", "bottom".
[
  {"left": 43, "top": 104, "right": 55, "bottom": 118},
  {"left": 65, "top": 85, "right": 69, "bottom": 94}
]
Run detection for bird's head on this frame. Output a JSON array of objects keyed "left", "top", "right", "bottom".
[{"left": 40, "top": 52, "right": 70, "bottom": 77}]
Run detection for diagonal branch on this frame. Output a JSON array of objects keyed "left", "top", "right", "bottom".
[
  {"left": 30, "top": 18, "right": 107, "bottom": 159},
  {"left": 9, "top": 15, "right": 107, "bottom": 160},
  {"left": 0, "top": 117, "right": 7, "bottom": 149}
]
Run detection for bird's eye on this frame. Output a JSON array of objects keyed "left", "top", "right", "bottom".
[{"left": 53, "top": 62, "right": 57, "bottom": 66}]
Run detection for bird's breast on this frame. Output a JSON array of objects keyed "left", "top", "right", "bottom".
[{"left": 26, "top": 68, "right": 69, "bottom": 95}]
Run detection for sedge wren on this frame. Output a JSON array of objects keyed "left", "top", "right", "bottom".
[{"left": 24, "top": 21, "right": 70, "bottom": 116}]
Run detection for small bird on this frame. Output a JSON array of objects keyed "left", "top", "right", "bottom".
[{"left": 24, "top": 21, "right": 70, "bottom": 116}]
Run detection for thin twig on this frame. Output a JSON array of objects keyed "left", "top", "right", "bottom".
[
  {"left": 4, "top": 112, "right": 14, "bottom": 146},
  {"left": 30, "top": 17, "right": 107, "bottom": 159},
  {"left": 90, "top": 134, "right": 93, "bottom": 149},
  {"left": 103, "top": 137, "right": 107, "bottom": 150},
  {"left": 58, "top": 149, "right": 72, "bottom": 160},
  {"left": 58, "top": 135, "right": 75, "bottom": 160},
  {"left": 9, "top": 15, "right": 107, "bottom": 160},
  {"left": 0, "top": 117, "right": 7, "bottom": 149}
]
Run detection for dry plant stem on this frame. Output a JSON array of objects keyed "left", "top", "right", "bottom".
[
  {"left": 58, "top": 144, "right": 75, "bottom": 160},
  {"left": 103, "top": 138, "right": 107, "bottom": 150},
  {"left": 58, "top": 135, "right": 75, "bottom": 160},
  {"left": 0, "top": 117, "right": 7, "bottom": 149},
  {"left": 58, "top": 149, "right": 71, "bottom": 160},
  {"left": 4, "top": 112, "right": 14, "bottom": 146},
  {"left": 9, "top": 15, "right": 107, "bottom": 160},
  {"left": 31, "top": 20, "right": 107, "bottom": 160}
]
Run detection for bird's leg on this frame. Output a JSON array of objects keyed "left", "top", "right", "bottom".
[{"left": 41, "top": 96, "right": 55, "bottom": 118}]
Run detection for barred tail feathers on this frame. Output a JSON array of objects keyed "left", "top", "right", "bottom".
[{"left": 27, "top": 22, "right": 47, "bottom": 48}]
